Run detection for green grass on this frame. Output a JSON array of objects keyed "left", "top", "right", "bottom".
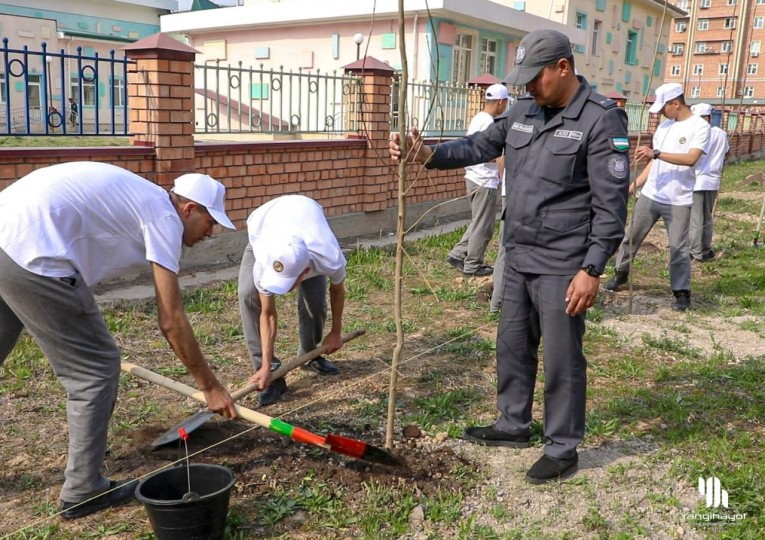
[{"left": 0, "top": 136, "right": 131, "bottom": 147}]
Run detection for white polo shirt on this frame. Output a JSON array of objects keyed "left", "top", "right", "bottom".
[
  {"left": 641, "top": 114, "right": 710, "bottom": 206},
  {"left": 247, "top": 195, "right": 346, "bottom": 294},
  {"left": 0, "top": 161, "right": 183, "bottom": 285},
  {"left": 694, "top": 125, "right": 729, "bottom": 192},
  {"left": 464, "top": 111, "right": 500, "bottom": 189}
]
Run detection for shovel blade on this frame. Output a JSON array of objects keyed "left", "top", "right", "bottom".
[
  {"left": 324, "top": 434, "right": 401, "bottom": 467},
  {"left": 150, "top": 409, "right": 215, "bottom": 449}
]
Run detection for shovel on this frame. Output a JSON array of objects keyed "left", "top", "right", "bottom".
[
  {"left": 121, "top": 359, "right": 400, "bottom": 467},
  {"left": 150, "top": 328, "right": 366, "bottom": 448}
]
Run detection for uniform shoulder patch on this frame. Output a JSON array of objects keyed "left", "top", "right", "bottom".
[
  {"left": 608, "top": 154, "right": 629, "bottom": 180},
  {"left": 611, "top": 137, "right": 630, "bottom": 152}
]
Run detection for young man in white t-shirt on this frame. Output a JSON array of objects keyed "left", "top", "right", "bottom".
[
  {"left": 604, "top": 83, "right": 710, "bottom": 311},
  {"left": 0, "top": 162, "right": 238, "bottom": 519},
  {"left": 446, "top": 83, "right": 509, "bottom": 276},
  {"left": 238, "top": 195, "right": 347, "bottom": 406},
  {"left": 689, "top": 103, "right": 729, "bottom": 262}
]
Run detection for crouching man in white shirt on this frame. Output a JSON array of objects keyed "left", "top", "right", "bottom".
[
  {"left": 238, "top": 195, "right": 347, "bottom": 406},
  {"left": 0, "top": 162, "right": 238, "bottom": 519}
]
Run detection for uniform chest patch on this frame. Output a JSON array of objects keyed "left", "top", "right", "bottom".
[
  {"left": 554, "top": 129, "right": 583, "bottom": 140},
  {"left": 511, "top": 122, "right": 534, "bottom": 133},
  {"left": 679, "top": 137, "right": 687, "bottom": 144},
  {"left": 608, "top": 154, "right": 629, "bottom": 180}
]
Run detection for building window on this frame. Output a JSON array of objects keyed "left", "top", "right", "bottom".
[
  {"left": 71, "top": 76, "right": 97, "bottom": 106},
  {"left": 111, "top": 78, "right": 125, "bottom": 108},
  {"left": 479, "top": 38, "right": 498, "bottom": 75},
  {"left": 721, "top": 41, "right": 732, "bottom": 53},
  {"left": 675, "top": 21, "right": 688, "bottom": 33},
  {"left": 698, "top": 19, "right": 709, "bottom": 31},
  {"left": 717, "top": 87, "right": 725, "bottom": 97},
  {"left": 755, "top": 17, "right": 765, "bottom": 29},
  {"left": 719, "top": 64, "right": 729, "bottom": 75},
  {"left": 748, "top": 63, "right": 759, "bottom": 74},
  {"left": 671, "top": 65, "right": 681, "bottom": 76},
  {"left": 691, "top": 86, "right": 701, "bottom": 98},
  {"left": 625, "top": 30, "right": 638, "bottom": 64},
  {"left": 592, "top": 20, "right": 601, "bottom": 56},
  {"left": 671, "top": 43, "right": 685, "bottom": 55},
  {"left": 758, "top": 0, "right": 765, "bottom": 4},
  {"left": 576, "top": 12, "right": 587, "bottom": 30},
  {"left": 693, "top": 64, "right": 704, "bottom": 75},
  {"left": 700, "top": 0, "right": 711, "bottom": 7},
  {"left": 727, "top": 0, "right": 737, "bottom": 5},
  {"left": 678, "top": 0, "right": 690, "bottom": 9},
  {"left": 452, "top": 33, "right": 473, "bottom": 83},
  {"left": 752, "top": 41, "right": 762, "bottom": 53},
  {"left": 724, "top": 18, "right": 736, "bottom": 29},
  {"left": 695, "top": 42, "right": 709, "bottom": 53},
  {"left": 744, "top": 86, "right": 755, "bottom": 98}
]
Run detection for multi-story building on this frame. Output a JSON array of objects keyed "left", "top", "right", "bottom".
[
  {"left": 665, "top": 0, "right": 765, "bottom": 106},
  {"left": 516, "top": 0, "right": 686, "bottom": 98}
]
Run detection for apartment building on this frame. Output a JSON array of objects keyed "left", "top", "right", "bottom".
[
  {"left": 516, "top": 0, "right": 685, "bottom": 97},
  {"left": 665, "top": 0, "right": 765, "bottom": 105}
]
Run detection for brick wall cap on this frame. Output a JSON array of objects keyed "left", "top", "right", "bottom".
[
  {"left": 343, "top": 57, "right": 396, "bottom": 74},
  {"left": 123, "top": 33, "right": 198, "bottom": 60}
]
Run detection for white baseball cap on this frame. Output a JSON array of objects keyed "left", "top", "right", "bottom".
[
  {"left": 692, "top": 103, "right": 713, "bottom": 116},
  {"left": 171, "top": 173, "right": 235, "bottom": 230},
  {"left": 648, "top": 83, "right": 684, "bottom": 114},
  {"left": 259, "top": 236, "right": 311, "bottom": 294},
  {"left": 485, "top": 83, "right": 510, "bottom": 101}
]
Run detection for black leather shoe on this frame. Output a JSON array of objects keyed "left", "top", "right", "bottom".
[
  {"left": 464, "top": 265, "right": 494, "bottom": 277},
  {"left": 463, "top": 425, "right": 530, "bottom": 448},
  {"left": 302, "top": 356, "right": 339, "bottom": 375},
  {"left": 672, "top": 290, "right": 691, "bottom": 311},
  {"left": 445, "top": 255, "right": 464, "bottom": 271},
  {"left": 258, "top": 377, "right": 287, "bottom": 406},
  {"left": 603, "top": 271, "right": 629, "bottom": 292},
  {"left": 60, "top": 479, "right": 137, "bottom": 520},
  {"left": 525, "top": 454, "right": 579, "bottom": 484}
]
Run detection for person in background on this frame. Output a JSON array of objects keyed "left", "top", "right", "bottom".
[
  {"left": 689, "top": 103, "right": 729, "bottom": 262},
  {"left": 604, "top": 83, "right": 710, "bottom": 311},
  {"left": 0, "top": 162, "right": 238, "bottom": 519},
  {"left": 68, "top": 97, "right": 78, "bottom": 127},
  {"left": 238, "top": 194, "right": 347, "bottom": 406},
  {"left": 445, "top": 84, "right": 509, "bottom": 277}
]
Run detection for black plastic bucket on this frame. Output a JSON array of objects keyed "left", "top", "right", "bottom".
[{"left": 135, "top": 463, "right": 235, "bottom": 540}]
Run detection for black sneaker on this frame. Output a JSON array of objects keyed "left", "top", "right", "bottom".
[
  {"left": 603, "top": 271, "right": 629, "bottom": 292},
  {"left": 463, "top": 425, "right": 530, "bottom": 448},
  {"left": 464, "top": 265, "right": 494, "bottom": 277},
  {"left": 525, "top": 454, "right": 579, "bottom": 484},
  {"left": 672, "top": 290, "right": 691, "bottom": 311},
  {"left": 258, "top": 377, "right": 287, "bottom": 406},
  {"left": 60, "top": 479, "right": 137, "bottom": 520},
  {"left": 445, "top": 255, "right": 464, "bottom": 271},
  {"left": 302, "top": 356, "right": 339, "bottom": 375}
]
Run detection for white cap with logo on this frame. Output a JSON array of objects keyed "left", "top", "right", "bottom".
[
  {"left": 485, "top": 83, "right": 510, "bottom": 101},
  {"left": 259, "top": 236, "right": 311, "bottom": 294},
  {"left": 171, "top": 173, "right": 236, "bottom": 230},
  {"left": 648, "top": 83, "right": 684, "bottom": 114},
  {"left": 691, "top": 103, "right": 713, "bottom": 117}
]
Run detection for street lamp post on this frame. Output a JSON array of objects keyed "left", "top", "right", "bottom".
[{"left": 353, "top": 32, "right": 364, "bottom": 61}]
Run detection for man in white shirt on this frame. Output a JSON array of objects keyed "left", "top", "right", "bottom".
[
  {"left": 689, "top": 103, "right": 729, "bottom": 262},
  {"left": 446, "top": 83, "right": 509, "bottom": 276},
  {"left": 0, "top": 162, "right": 238, "bottom": 519},
  {"left": 604, "top": 83, "right": 710, "bottom": 311},
  {"left": 238, "top": 195, "right": 347, "bottom": 406}
]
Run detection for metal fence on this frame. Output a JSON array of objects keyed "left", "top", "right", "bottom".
[
  {"left": 391, "top": 79, "right": 484, "bottom": 137},
  {"left": 624, "top": 102, "right": 650, "bottom": 133},
  {"left": 0, "top": 38, "right": 133, "bottom": 136},
  {"left": 193, "top": 61, "right": 361, "bottom": 136}
]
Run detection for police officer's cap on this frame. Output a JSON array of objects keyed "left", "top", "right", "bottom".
[{"left": 504, "top": 30, "right": 573, "bottom": 86}]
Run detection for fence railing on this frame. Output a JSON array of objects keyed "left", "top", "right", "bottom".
[
  {"left": 624, "top": 102, "right": 650, "bottom": 133},
  {"left": 391, "top": 79, "right": 484, "bottom": 138},
  {"left": 193, "top": 61, "right": 361, "bottom": 136},
  {"left": 0, "top": 38, "right": 133, "bottom": 136}
]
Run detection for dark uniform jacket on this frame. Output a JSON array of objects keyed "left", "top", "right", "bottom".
[{"left": 427, "top": 77, "right": 629, "bottom": 276}]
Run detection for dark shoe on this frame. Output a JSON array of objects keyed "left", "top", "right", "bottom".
[
  {"left": 446, "top": 255, "right": 464, "bottom": 271},
  {"left": 60, "top": 479, "right": 137, "bottom": 520},
  {"left": 672, "top": 290, "right": 691, "bottom": 311},
  {"left": 464, "top": 265, "right": 494, "bottom": 277},
  {"left": 463, "top": 425, "right": 530, "bottom": 448},
  {"left": 258, "top": 378, "right": 287, "bottom": 406},
  {"left": 525, "top": 454, "right": 579, "bottom": 484},
  {"left": 603, "top": 271, "right": 629, "bottom": 292},
  {"left": 302, "top": 356, "right": 339, "bottom": 375}
]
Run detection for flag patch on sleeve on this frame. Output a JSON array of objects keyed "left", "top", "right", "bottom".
[{"left": 611, "top": 137, "right": 630, "bottom": 151}]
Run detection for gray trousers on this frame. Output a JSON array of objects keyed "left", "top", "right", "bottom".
[
  {"left": 494, "top": 266, "right": 585, "bottom": 459},
  {"left": 490, "top": 218, "right": 506, "bottom": 312},
  {"left": 0, "top": 249, "right": 118, "bottom": 502},
  {"left": 448, "top": 180, "right": 499, "bottom": 273},
  {"left": 237, "top": 244, "right": 327, "bottom": 370},
  {"left": 689, "top": 190, "right": 718, "bottom": 260},
  {"left": 614, "top": 196, "right": 692, "bottom": 292}
]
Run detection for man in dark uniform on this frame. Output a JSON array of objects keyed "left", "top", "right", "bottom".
[{"left": 389, "top": 29, "right": 629, "bottom": 483}]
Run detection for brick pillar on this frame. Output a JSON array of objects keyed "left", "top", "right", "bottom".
[
  {"left": 123, "top": 33, "right": 197, "bottom": 188},
  {"left": 344, "top": 57, "right": 395, "bottom": 212}
]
